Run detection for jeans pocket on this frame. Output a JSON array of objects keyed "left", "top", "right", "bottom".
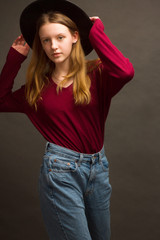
[{"left": 48, "top": 155, "right": 78, "bottom": 173}]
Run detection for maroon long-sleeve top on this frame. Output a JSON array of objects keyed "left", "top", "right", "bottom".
[{"left": 0, "top": 19, "right": 134, "bottom": 153}]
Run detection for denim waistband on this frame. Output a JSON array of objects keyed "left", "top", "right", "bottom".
[{"left": 45, "top": 142, "right": 105, "bottom": 162}]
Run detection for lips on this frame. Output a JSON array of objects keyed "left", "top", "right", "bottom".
[{"left": 52, "top": 53, "right": 61, "bottom": 57}]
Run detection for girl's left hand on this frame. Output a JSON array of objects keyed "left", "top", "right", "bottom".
[
  {"left": 12, "top": 34, "right": 30, "bottom": 56},
  {"left": 90, "top": 16, "right": 100, "bottom": 23}
]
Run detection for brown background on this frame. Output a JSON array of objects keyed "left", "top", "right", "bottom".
[{"left": 0, "top": 0, "right": 160, "bottom": 239}]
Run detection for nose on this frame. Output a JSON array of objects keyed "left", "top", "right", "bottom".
[{"left": 51, "top": 40, "right": 58, "bottom": 50}]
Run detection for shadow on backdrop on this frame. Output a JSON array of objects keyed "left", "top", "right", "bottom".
[{"left": 0, "top": 0, "right": 160, "bottom": 239}]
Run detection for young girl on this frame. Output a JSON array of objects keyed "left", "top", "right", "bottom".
[{"left": 0, "top": 0, "right": 134, "bottom": 239}]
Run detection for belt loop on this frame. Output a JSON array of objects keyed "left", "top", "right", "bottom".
[
  {"left": 99, "top": 151, "right": 102, "bottom": 164},
  {"left": 78, "top": 153, "right": 83, "bottom": 167}
]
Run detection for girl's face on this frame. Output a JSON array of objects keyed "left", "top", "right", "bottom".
[{"left": 39, "top": 22, "right": 78, "bottom": 65}]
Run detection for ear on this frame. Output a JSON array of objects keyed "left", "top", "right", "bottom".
[{"left": 72, "top": 31, "right": 79, "bottom": 44}]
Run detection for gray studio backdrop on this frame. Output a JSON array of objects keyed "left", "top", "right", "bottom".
[{"left": 0, "top": 0, "right": 160, "bottom": 239}]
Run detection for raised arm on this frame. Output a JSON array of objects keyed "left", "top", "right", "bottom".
[
  {"left": 89, "top": 17, "right": 134, "bottom": 97},
  {"left": 0, "top": 35, "right": 30, "bottom": 112}
]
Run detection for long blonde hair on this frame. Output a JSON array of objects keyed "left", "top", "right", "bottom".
[{"left": 25, "top": 12, "right": 95, "bottom": 109}]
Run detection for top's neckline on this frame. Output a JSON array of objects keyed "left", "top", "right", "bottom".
[{"left": 50, "top": 77, "right": 73, "bottom": 89}]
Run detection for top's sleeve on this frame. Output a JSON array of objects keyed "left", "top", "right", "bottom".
[
  {"left": 89, "top": 19, "right": 134, "bottom": 98},
  {"left": 0, "top": 47, "right": 27, "bottom": 112}
]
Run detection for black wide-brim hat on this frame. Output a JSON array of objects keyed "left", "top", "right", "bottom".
[{"left": 20, "top": 0, "right": 93, "bottom": 55}]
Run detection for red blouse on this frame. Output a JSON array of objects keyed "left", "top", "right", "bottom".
[{"left": 0, "top": 19, "right": 134, "bottom": 153}]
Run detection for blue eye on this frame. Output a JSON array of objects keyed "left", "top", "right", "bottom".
[
  {"left": 58, "top": 36, "right": 64, "bottom": 40},
  {"left": 43, "top": 39, "right": 49, "bottom": 43}
]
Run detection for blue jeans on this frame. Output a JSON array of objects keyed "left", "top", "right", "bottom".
[{"left": 39, "top": 142, "right": 112, "bottom": 240}]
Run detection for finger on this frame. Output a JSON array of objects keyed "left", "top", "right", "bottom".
[
  {"left": 13, "top": 35, "right": 21, "bottom": 44},
  {"left": 21, "top": 34, "right": 26, "bottom": 41},
  {"left": 90, "top": 16, "right": 100, "bottom": 23},
  {"left": 20, "top": 35, "right": 27, "bottom": 45},
  {"left": 25, "top": 43, "right": 30, "bottom": 50},
  {"left": 90, "top": 16, "right": 99, "bottom": 19},
  {"left": 23, "top": 41, "right": 27, "bottom": 46}
]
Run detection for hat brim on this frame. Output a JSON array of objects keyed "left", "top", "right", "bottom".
[{"left": 20, "top": 0, "right": 93, "bottom": 55}]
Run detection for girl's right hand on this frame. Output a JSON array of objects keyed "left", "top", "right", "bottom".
[
  {"left": 90, "top": 16, "right": 100, "bottom": 23},
  {"left": 12, "top": 34, "right": 30, "bottom": 56}
]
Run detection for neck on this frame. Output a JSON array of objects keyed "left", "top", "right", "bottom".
[
  {"left": 52, "top": 60, "right": 73, "bottom": 86},
  {"left": 53, "top": 58, "right": 70, "bottom": 77}
]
